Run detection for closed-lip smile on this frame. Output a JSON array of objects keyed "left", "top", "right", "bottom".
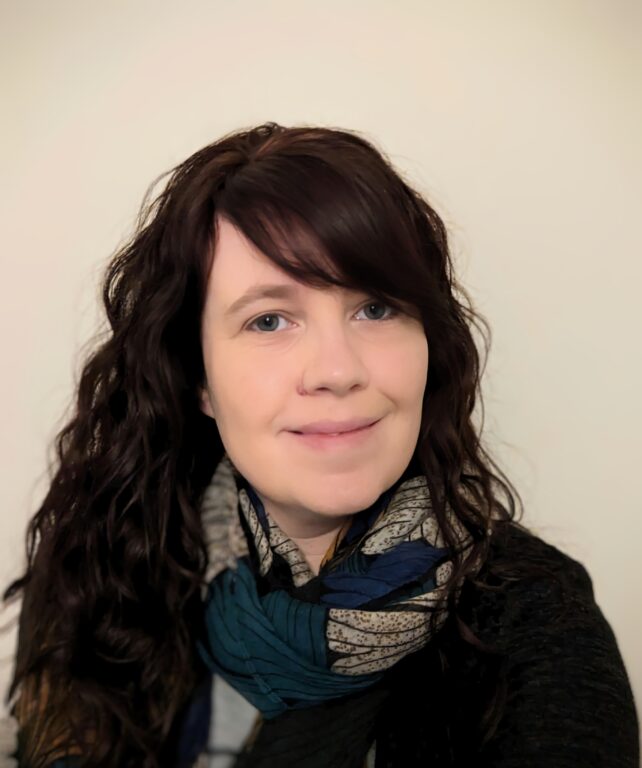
[{"left": 289, "top": 417, "right": 380, "bottom": 435}]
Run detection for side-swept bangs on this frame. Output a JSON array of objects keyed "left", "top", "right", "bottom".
[{"left": 213, "top": 134, "right": 442, "bottom": 321}]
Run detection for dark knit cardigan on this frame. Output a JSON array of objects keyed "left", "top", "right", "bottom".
[
  {"left": 369, "top": 520, "right": 640, "bottom": 767},
  {"left": 34, "top": 521, "right": 640, "bottom": 767}
]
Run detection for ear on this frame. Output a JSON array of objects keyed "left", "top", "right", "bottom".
[{"left": 198, "top": 385, "right": 216, "bottom": 420}]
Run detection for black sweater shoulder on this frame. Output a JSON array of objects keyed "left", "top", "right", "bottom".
[{"left": 377, "top": 520, "right": 640, "bottom": 767}]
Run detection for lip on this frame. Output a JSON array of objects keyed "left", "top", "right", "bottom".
[
  {"left": 292, "top": 417, "right": 379, "bottom": 435},
  {"left": 287, "top": 418, "right": 381, "bottom": 450}
]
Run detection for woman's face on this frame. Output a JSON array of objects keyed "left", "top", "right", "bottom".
[{"left": 199, "top": 216, "right": 429, "bottom": 537}]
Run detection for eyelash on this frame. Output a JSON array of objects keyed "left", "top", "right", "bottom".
[{"left": 244, "top": 299, "right": 401, "bottom": 333}]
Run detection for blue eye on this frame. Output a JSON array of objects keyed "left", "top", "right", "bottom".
[
  {"left": 246, "top": 299, "right": 399, "bottom": 333},
  {"left": 250, "top": 314, "right": 287, "bottom": 333},
  {"left": 356, "top": 300, "right": 398, "bottom": 322}
]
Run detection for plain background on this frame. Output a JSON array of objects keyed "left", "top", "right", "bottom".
[{"left": 1, "top": 0, "right": 640, "bottom": 738}]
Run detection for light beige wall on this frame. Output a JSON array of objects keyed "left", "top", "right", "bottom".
[{"left": 1, "top": 0, "right": 640, "bottom": 725}]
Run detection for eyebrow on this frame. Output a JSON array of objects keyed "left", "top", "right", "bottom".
[{"left": 223, "top": 283, "right": 303, "bottom": 319}]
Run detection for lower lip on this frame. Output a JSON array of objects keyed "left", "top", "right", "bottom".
[{"left": 287, "top": 420, "right": 380, "bottom": 450}]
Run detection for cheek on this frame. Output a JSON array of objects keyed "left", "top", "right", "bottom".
[
  {"left": 207, "top": 344, "right": 288, "bottom": 423},
  {"left": 375, "top": 333, "right": 428, "bottom": 403}
]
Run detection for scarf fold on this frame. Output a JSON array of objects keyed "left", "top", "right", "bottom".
[{"left": 196, "top": 453, "right": 476, "bottom": 722}]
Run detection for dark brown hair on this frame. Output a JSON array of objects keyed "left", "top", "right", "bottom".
[{"left": 4, "top": 122, "right": 528, "bottom": 766}]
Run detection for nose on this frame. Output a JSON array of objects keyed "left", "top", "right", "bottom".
[{"left": 297, "top": 321, "right": 369, "bottom": 396}]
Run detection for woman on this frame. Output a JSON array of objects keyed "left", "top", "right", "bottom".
[{"left": 2, "top": 122, "right": 638, "bottom": 767}]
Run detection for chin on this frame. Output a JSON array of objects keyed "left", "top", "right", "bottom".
[{"left": 294, "top": 478, "right": 388, "bottom": 518}]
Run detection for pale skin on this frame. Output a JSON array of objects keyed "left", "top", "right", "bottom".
[{"left": 199, "top": 215, "right": 429, "bottom": 575}]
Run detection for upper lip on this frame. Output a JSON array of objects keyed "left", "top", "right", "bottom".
[{"left": 290, "top": 417, "right": 379, "bottom": 435}]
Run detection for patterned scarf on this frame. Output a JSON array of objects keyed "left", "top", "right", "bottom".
[{"left": 196, "top": 453, "right": 476, "bottom": 732}]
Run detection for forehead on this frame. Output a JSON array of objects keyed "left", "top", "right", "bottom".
[
  {"left": 209, "top": 216, "right": 279, "bottom": 286},
  {"left": 208, "top": 216, "right": 348, "bottom": 300}
]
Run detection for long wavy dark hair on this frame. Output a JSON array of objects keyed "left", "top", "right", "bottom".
[{"left": 4, "top": 122, "right": 537, "bottom": 766}]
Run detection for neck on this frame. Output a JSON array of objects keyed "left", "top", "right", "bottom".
[
  {"left": 289, "top": 523, "right": 350, "bottom": 575},
  {"left": 262, "top": 502, "right": 351, "bottom": 576}
]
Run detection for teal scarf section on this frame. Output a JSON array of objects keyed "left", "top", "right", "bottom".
[{"left": 196, "top": 454, "right": 474, "bottom": 720}]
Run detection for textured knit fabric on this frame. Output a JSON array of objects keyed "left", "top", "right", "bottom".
[{"left": 372, "top": 520, "right": 640, "bottom": 766}]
